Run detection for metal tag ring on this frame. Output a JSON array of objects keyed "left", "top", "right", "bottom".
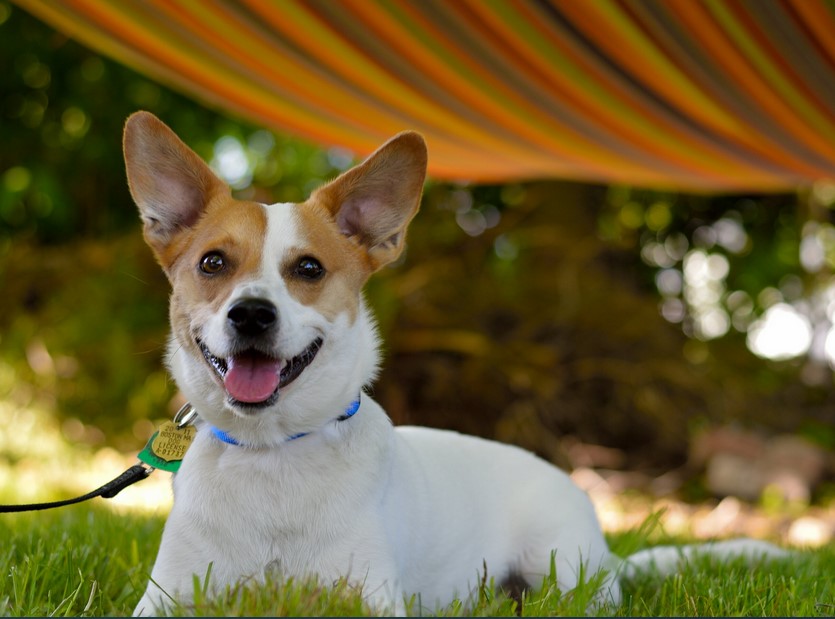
[{"left": 173, "top": 402, "right": 198, "bottom": 428}]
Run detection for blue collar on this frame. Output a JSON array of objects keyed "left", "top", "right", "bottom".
[{"left": 209, "top": 397, "right": 361, "bottom": 447}]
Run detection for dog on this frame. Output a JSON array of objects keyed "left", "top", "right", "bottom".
[{"left": 125, "top": 112, "right": 785, "bottom": 615}]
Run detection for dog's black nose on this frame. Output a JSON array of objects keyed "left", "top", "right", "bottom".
[{"left": 227, "top": 298, "right": 278, "bottom": 336}]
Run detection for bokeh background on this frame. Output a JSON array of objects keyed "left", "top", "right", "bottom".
[{"left": 1, "top": 0, "right": 834, "bottom": 543}]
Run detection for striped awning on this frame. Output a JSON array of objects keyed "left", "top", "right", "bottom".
[{"left": 14, "top": 0, "right": 835, "bottom": 191}]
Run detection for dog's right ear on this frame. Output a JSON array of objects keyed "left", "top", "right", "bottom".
[{"left": 123, "top": 111, "right": 228, "bottom": 258}]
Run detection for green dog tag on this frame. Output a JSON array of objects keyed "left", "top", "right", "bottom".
[{"left": 137, "top": 421, "right": 196, "bottom": 473}]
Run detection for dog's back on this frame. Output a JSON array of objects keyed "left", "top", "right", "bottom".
[{"left": 386, "top": 425, "right": 615, "bottom": 608}]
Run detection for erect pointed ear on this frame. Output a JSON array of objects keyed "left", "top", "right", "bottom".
[
  {"left": 123, "top": 111, "right": 228, "bottom": 257},
  {"left": 312, "top": 131, "right": 427, "bottom": 271}
]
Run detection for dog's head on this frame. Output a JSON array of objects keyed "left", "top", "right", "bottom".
[{"left": 123, "top": 112, "right": 426, "bottom": 445}]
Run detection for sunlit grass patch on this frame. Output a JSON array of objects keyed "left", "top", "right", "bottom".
[
  {"left": 2, "top": 503, "right": 830, "bottom": 617},
  {"left": 0, "top": 396, "right": 173, "bottom": 513}
]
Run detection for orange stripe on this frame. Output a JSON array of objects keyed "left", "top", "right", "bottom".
[
  {"left": 789, "top": 0, "right": 835, "bottom": 70},
  {"left": 726, "top": 2, "right": 835, "bottom": 131},
  {"left": 554, "top": 0, "right": 743, "bottom": 137},
  {"left": 388, "top": 0, "right": 663, "bottom": 178},
  {"left": 62, "top": 0, "right": 379, "bottom": 149},
  {"left": 342, "top": 0, "right": 627, "bottom": 172},
  {"left": 247, "top": 0, "right": 577, "bottom": 174},
  {"left": 12, "top": 0, "right": 835, "bottom": 188},
  {"left": 248, "top": 1, "right": 520, "bottom": 153},
  {"left": 667, "top": 0, "right": 834, "bottom": 177},
  {"left": 460, "top": 0, "right": 763, "bottom": 181},
  {"left": 514, "top": 0, "right": 788, "bottom": 184},
  {"left": 155, "top": 0, "right": 410, "bottom": 137},
  {"left": 709, "top": 0, "right": 835, "bottom": 156},
  {"left": 617, "top": 0, "right": 832, "bottom": 179}
]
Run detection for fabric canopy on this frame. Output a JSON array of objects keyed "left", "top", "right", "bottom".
[{"left": 15, "top": 0, "right": 835, "bottom": 191}]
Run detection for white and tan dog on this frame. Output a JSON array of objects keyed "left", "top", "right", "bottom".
[{"left": 125, "top": 112, "right": 783, "bottom": 616}]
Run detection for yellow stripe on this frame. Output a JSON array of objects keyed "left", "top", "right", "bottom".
[
  {"left": 706, "top": 0, "right": 835, "bottom": 147},
  {"left": 583, "top": 0, "right": 743, "bottom": 136}
]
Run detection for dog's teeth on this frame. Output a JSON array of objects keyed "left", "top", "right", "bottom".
[
  {"left": 212, "top": 356, "right": 227, "bottom": 375},
  {"left": 198, "top": 340, "right": 228, "bottom": 376}
]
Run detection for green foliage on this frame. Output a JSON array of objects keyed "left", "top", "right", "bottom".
[
  {"left": 0, "top": 235, "right": 173, "bottom": 448},
  {"left": 600, "top": 188, "right": 810, "bottom": 350},
  {"left": 371, "top": 180, "right": 835, "bottom": 469},
  {"left": 0, "top": 1, "right": 189, "bottom": 241},
  {"left": 0, "top": 1, "right": 341, "bottom": 243}
]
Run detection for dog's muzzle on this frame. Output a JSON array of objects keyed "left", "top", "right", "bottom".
[{"left": 196, "top": 299, "right": 323, "bottom": 407}]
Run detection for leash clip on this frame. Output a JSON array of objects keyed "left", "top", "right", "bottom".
[{"left": 174, "top": 402, "right": 198, "bottom": 428}]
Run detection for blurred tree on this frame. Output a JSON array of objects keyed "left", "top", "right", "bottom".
[
  {"left": 1, "top": 3, "right": 193, "bottom": 241},
  {"left": 374, "top": 181, "right": 835, "bottom": 475},
  {"left": 1, "top": 1, "right": 833, "bottom": 483},
  {"left": 0, "top": 1, "right": 347, "bottom": 243}
]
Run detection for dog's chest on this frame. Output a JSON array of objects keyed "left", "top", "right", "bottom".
[
  {"left": 170, "top": 429, "right": 390, "bottom": 549},
  {"left": 153, "top": 429, "right": 398, "bottom": 587}
]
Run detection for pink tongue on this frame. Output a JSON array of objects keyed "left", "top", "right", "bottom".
[{"left": 224, "top": 354, "right": 282, "bottom": 403}]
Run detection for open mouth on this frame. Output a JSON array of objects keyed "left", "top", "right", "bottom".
[{"left": 197, "top": 338, "right": 323, "bottom": 407}]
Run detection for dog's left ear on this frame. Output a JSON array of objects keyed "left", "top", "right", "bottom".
[{"left": 312, "top": 131, "right": 427, "bottom": 271}]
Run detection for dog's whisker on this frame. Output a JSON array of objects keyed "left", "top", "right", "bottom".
[{"left": 117, "top": 269, "right": 150, "bottom": 286}]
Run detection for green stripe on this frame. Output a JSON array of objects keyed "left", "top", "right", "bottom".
[{"left": 706, "top": 0, "right": 835, "bottom": 142}]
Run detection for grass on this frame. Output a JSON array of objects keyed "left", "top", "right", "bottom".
[
  {"left": 618, "top": 551, "right": 834, "bottom": 616},
  {"left": 0, "top": 505, "right": 832, "bottom": 617},
  {"left": 0, "top": 507, "right": 161, "bottom": 616}
]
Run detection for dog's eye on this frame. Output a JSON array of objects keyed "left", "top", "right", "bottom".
[
  {"left": 295, "top": 257, "right": 324, "bottom": 281},
  {"left": 199, "top": 252, "right": 226, "bottom": 274}
]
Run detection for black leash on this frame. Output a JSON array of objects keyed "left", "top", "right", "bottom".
[
  {"left": 0, "top": 403, "right": 198, "bottom": 514},
  {"left": 0, "top": 464, "right": 153, "bottom": 513}
]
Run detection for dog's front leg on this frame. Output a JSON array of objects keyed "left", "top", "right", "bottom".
[
  {"left": 133, "top": 586, "right": 174, "bottom": 617},
  {"left": 339, "top": 549, "right": 406, "bottom": 617},
  {"left": 362, "top": 579, "right": 406, "bottom": 617},
  {"left": 132, "top": 565, "right": 199, "bottom": 616},
  {"left": 131, "top": 508, "right": 216, "bottom": 616}
]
